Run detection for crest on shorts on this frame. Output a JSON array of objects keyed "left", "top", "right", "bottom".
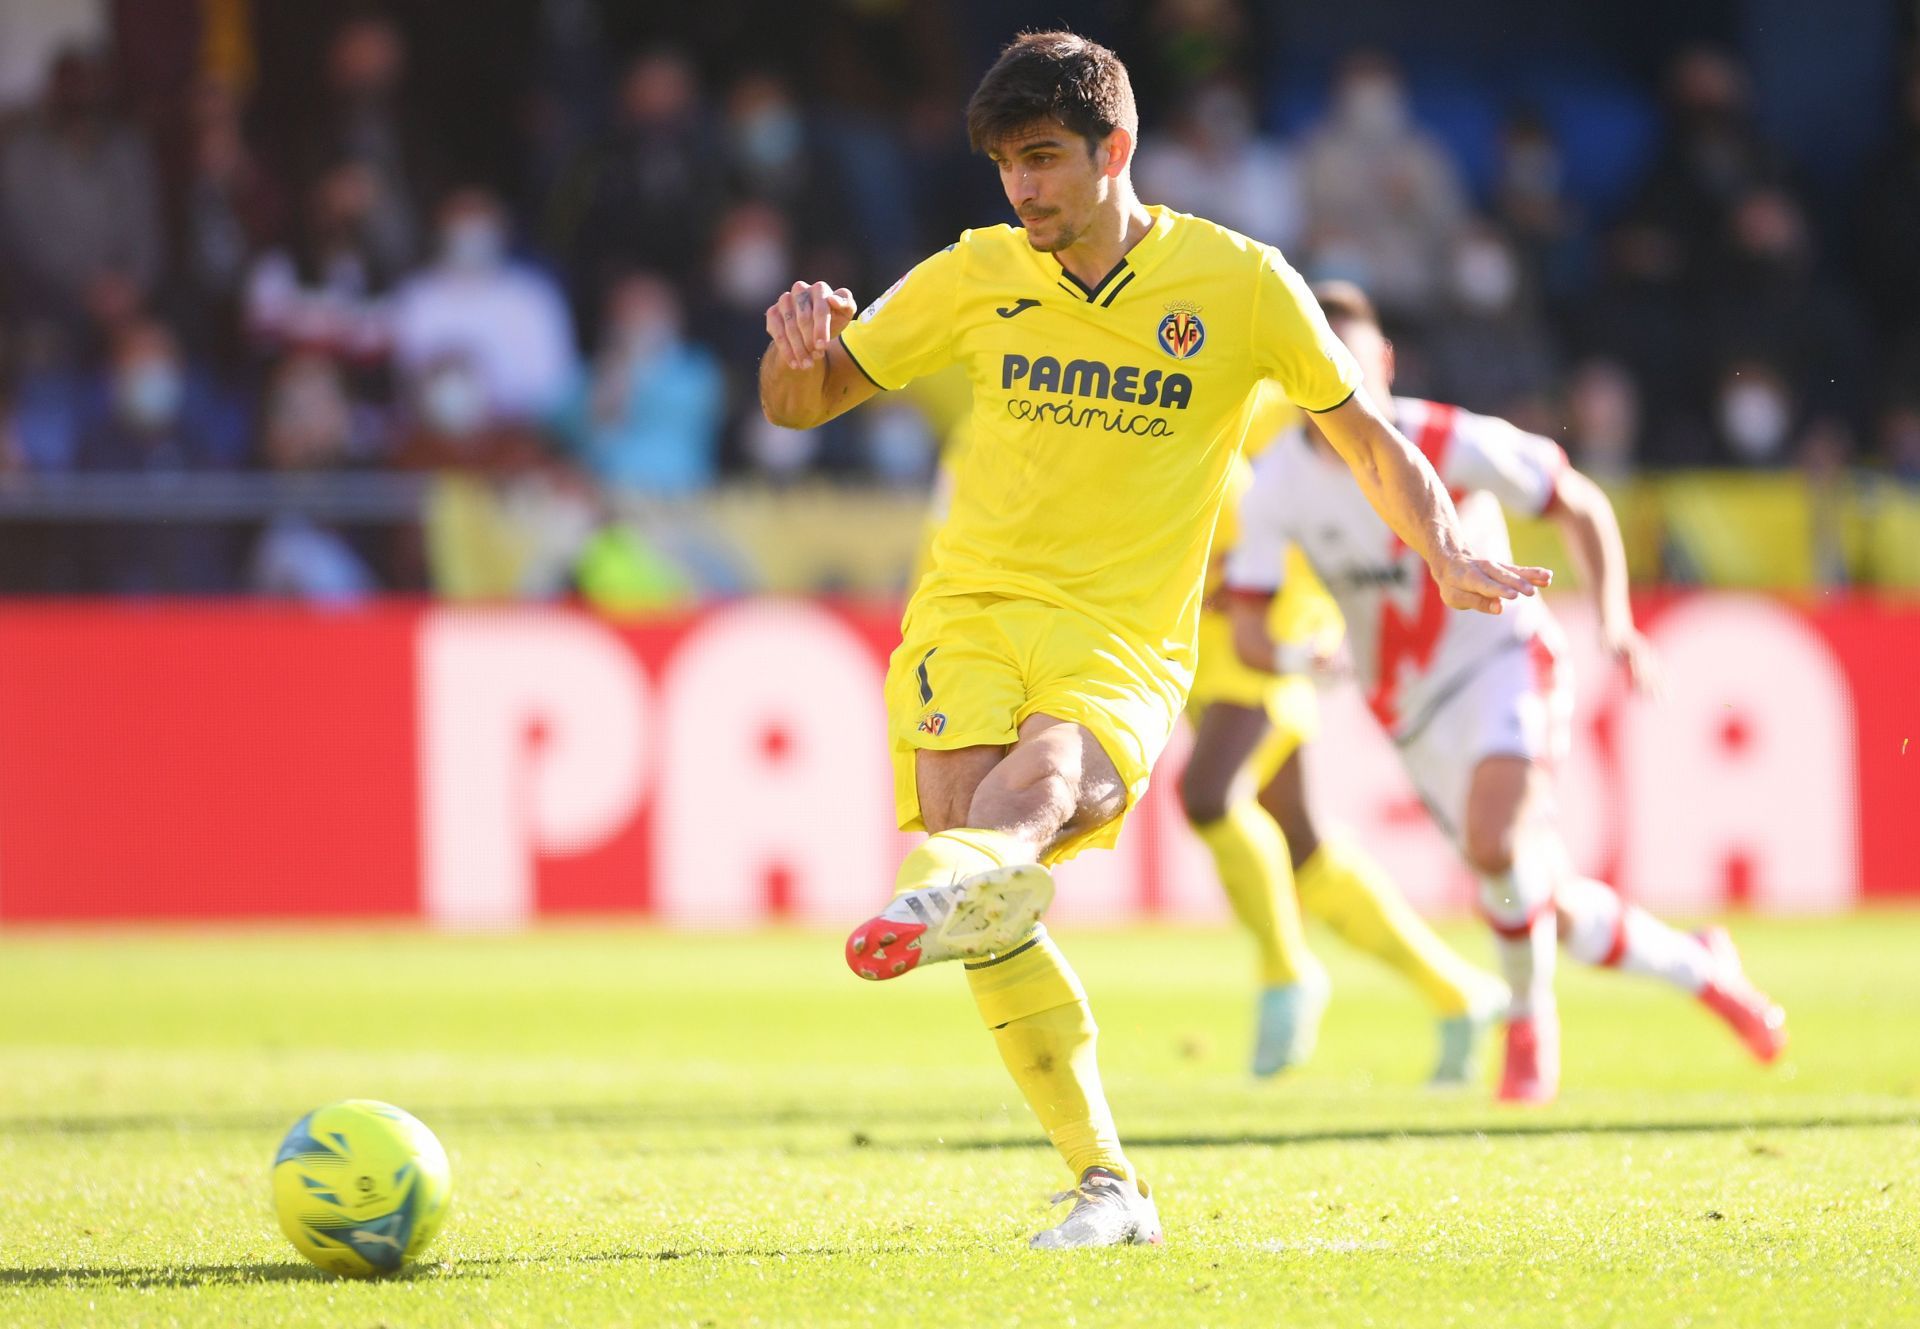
[
  {"left": 1156, "top": 305, "right": 1206, "bottom": 359},
  {"left": 916, "top": 711, "right": 948, "bottom": 737}
]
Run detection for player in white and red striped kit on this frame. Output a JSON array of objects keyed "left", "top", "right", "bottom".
[{"left": 1223, "top": 282, "right": 1786, "bottom": 1102}]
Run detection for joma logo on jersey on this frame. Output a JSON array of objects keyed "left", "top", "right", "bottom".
[
  {"left": 1156, "top": 310, "right": 1205, "bottom": 359},
  {"left": 1000, "top": 355, "right": 1193, "bottom": 409}
]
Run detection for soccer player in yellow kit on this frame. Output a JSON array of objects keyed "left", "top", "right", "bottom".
[
  {"left": 759, "top": 31, "right": 1548, "bottom": 1249},
  {"left": 1180, "top": 385, "right": 1508, "bottom": 1082}
]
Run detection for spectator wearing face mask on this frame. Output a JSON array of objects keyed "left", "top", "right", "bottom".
[
  {"left": 1711, "top": 360, "right": 1798, "bottom": 468},
  {"left": 1426, "top": 222, "right": 1560, "bottom": 427},
  {"left": 563, "top": 273, "right": 723, "bottom": 496},
  {"left": 392, "top": 352, "right": 548, "bottom": 474},
  {"left": 75, "top": 318, "right": 248, "bottom": 592},
  {"left": 0, "top": 46, "right": 163, "bottom": 345},
  {"left": 1704, "top": 188, "right": 1866, "bottom": 431},
  {"left": 1297, "top": 50, "right": 1468, "bottom": 325},
  {"left": 1133, "top": 73, "right": 1302, "bottom": 251},
  {"left": 390, "top": 187, "right": 579, "bottom": 427}
]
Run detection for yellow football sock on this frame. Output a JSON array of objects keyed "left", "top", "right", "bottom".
[
  {"left": 1295, "top": 840, "right": 1483, "bottom": 1016},
  {"left": 892, "top": 827, "right": 1029, "bottom": 897},
  {"left": 1193, "top": 801, "right": 1311, "bottom": 987},
  {"left": 967, "top": 927, "right": 1129, "bottom": 1181}
]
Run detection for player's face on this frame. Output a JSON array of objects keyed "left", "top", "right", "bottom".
[
  {"left": 989, "top": 121, "right": 1120, "bottom": 253},
  {"left": 1337, "top": 318, "right": 1395, "bottom": 405}
]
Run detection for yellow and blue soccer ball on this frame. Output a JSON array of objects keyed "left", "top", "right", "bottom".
[{"left": 271, "top": 1100, "right": 452, "bottom": 1277}]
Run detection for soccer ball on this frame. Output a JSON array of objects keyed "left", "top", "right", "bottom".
[{"left": 271, "top": 1100, "right": 452, "bottom": 1277}]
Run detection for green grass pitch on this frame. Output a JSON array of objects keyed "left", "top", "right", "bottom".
[{"left": 1, "top": 914, "right": 1915, "bottom": 1327}]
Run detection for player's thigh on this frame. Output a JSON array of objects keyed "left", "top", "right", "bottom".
[
  {"left": 967, "top": 713, "right": 1125, "bottom": 838},
  {"left": 1257, "top": 742, "right": 1321, "bottom": 869},
  {"left": 915, "top": 745, "right": 1007, "bottom": 832},
  {"left": 883, "top": 594, "right": 1023, "bottom": 833},
  {"left": 1179, "top": 701, "right": 1271, "bottom": 824}
]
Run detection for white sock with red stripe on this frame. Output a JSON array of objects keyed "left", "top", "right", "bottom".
[
  {"left": 1558, "top": 876, "right": 1713, "bottom": 993},
  {"left": 1477, "top": 848, "right": 1558, "bottom": 1019}
]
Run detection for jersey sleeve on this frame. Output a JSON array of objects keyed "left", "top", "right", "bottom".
[
  {"left": 1250, "top": 248, "right": 1363, "bottom": 413},
  {"left": 837, "top": 240, "right": 964, "bottom": 391},
  {"left": 1222, "top": 451, "right": 1294, "bottom": 595},
  {"left": 1441, "top": 409, "right": 1570, "bottom": 516}
]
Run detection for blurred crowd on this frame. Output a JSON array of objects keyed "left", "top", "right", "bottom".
[{"left": 0, "top": 1, "right": 1916, "bottom": 596}]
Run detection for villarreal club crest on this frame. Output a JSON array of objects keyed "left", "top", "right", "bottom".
[{"left": 1156, "top": 304, "right": 1206, "bottom": 360}]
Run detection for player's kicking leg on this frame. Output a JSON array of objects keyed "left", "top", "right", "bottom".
[
  {"left": 847, "top": 714, "right": 1161, "bottom": 1250},
  {"left": 1556, "top": 876, "right": 1786, "bottom": 1062},
  {"left": 1258, "top": 746, "right": 1507, "bottom": 1085},
  {"left": 1179, "top": 700, "right": 1327, "bottom": 1076}
]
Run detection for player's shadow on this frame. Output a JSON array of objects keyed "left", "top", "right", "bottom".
[
  {"left": 0, "top": 1247, "right": 855, "bottom": 1290},
  {"left": 930, "top": 1109, "right": 1920, "bottom": 1153}
]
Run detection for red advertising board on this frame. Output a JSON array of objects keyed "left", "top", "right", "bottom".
[{"left": 0, "top": 595, "right": 1912, "bottom": 925}]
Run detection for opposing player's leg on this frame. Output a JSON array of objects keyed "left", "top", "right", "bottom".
[
  {"left": 1180, "top": 700, "right": 1325, "bottom": 1076},
  {"left": 1259, "top": 744, "right": 1506, "bottom": 1085},
  {"left": 1556, "top": 875, "right": 1786, "bottom": 1061},
  {"left": 1460, "top": 755, "right": 1562, "bottom": 1104}
]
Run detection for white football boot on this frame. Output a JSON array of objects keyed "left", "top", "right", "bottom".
[
  {"left": 1430, "top": 978, "right": 1510, "bottom": 1086},
  {"left": 845, "top": 863, "right": 1055, "bottom": 981},
  {"left": 1029, "top": 1170, "right": 1164, "bottom": 1250}
]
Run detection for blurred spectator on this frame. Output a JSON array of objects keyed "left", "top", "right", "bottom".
[
  {"left": 0, "top": 46, "right": 162, "bottom": 344},
  {"left": 1575, "top": 223, "right": 1708, "bottom": 465},
  {"left": 166, "top": 78, "right": 285, "bottom": 359},
  {"left": 565, "top": 274, "right": 723, "bottom": 497},
  {"left": 1882, "top": 403, "right": 1920, "bottom": 484},
  {"left": 250, "top": 353, "right": 382, "bottom": 602},
  {"left": 392, "top": 352, "right": 549, "bottom": 474},
  {"left": 1711, "top": 360, "right": 1797, "bottom": 467},
  {"left": 1704, "top": 188, "right": 1865, "bottom": 426},
  {"left": 75, "top": 318, "right": 247, "bottom": 592},
  {"left": 390, "top": 187, "right": 578, "bottom": 425},
  {"left": 1492, "top": 109, "right": 1582, "bottom": 300},
  {"left": 1562, "top": 358, "right": 1642, "bottom": 485},
  {"left": 722, "top": 71, "right": 816, "bottom": 213},
  {"left": 1426, "top": 222, "right": 1559, "bottom": 424},
  {"left": 1134, "top": 74, "right": 1303, "bottom": 250},
  {"left": 1298, "top": 51, "right": 1468, "bottom": 324},
  {"left": 1858, "top": 60, "right": 1920, "bottom": 384},
  {"left": 563, "top": 49, "right": 720, "bottom": 300},
  {"left": 1627, "top": 48, "right": 1789, "bottom": 273},
  {"left": 292, "top": 13, "right": 426, "bottom": 274},
  {"left": 702, "top": 200, "right": 794, "bottom": 366},
  {"left": 244, "top": 162, "right": 401, "bottom": 365},
  {"left": 258, "top": 350, "right": 385, "bottom": 470}
]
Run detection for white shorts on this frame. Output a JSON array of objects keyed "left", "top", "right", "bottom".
[{"left": 1395, "top": 637, "right": 1572, "bottom": 844}]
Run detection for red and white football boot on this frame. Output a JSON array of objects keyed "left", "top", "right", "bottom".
[
  {"left": 844, "top": 864, "right": 1054, "bottom": 981},
  {"left": 1695, "top": 927, "right": 1788, "bottom": 1063}
]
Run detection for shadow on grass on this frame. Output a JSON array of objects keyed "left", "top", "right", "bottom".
[
  {"left": 0, "top": 1246, "right": 855, "bottom": 1291},
  {"left": 928, "top": 1110, "right": 1920, "bottom": 1154},
  {"left": 0, "top": 1101, "right": 941, "bottom": 1139}
]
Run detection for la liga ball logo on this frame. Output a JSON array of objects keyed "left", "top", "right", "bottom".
[{"left": 1156, "top": 307, "right": 1205, "bottom": 359}]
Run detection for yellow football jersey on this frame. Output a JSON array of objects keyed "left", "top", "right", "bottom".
[{"left": 841, "top": 205, "right": 1360, "bottom": 679}]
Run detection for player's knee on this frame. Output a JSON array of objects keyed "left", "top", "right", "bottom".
[
  {"left": 1463, "top": 819, "right": 1517, "bottom": 878},
  {"left": 1178, "top": 767, "right": 1229, "bottom": 826}
]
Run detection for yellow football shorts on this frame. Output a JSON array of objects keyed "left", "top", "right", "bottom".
[
  {"left": 1185, "top": 607, "right": 1321, "bottom": 788},
  {"left": 885, "top": 590, "right": 1185, "bottom": 864}
]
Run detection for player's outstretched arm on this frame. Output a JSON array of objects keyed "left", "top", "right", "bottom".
[
  {"left": 1313, "top": 392, "right": 1552, "bottom": 615},
  {"left": 759, "top": 280, "right": 880, "bottom": 430},
  {"left": 1546, "top": 467, "right": 1663, "bottom": 694}
]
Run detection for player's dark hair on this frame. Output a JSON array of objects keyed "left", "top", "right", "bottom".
[
  {"left": 1310, "top": 280, "right": 1380, "bottom": 330},
  {"left": 966, "top": 31, "right": 1138, "bottom": 157}
]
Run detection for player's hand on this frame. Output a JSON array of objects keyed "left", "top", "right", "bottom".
[
  {"left": 1432, "top": 554, "right": 1552, "bottom": 615},
  {"left": 765, "top": 281, "right": 857, "bottom": 371},
  {"left": 1606, "top": 624, "right": 1665, "bottom": 698}
]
